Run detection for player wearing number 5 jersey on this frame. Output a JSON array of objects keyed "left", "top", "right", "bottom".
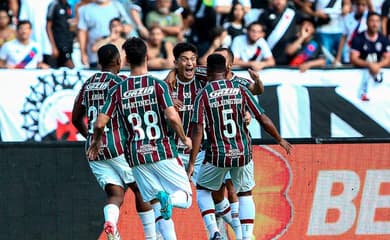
[
  {"left": 72, "top": 44, "right": 155, "bottom": 240},
  {"left": 88, "top": 38, "right": 193, "bottom": 240},
  {"left": 188, "top": 54, "right": 292, "bottom": 240}
]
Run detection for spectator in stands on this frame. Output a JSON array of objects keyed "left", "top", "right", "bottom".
[
  {"left": 0, "top": 0, "right": 18, "bottom": 26},
  {"left": 73, "top": 0, "right": 92, "bottom": 26},
  {"left": 0, "top": 20, "right": 49, "bottom": 69},
  {"left": 130, "top": 0, "right": 181, "bottom": 39},
  {"left": 367, "top": 0, "right": 385, "bottom": 13},
  {"left": 146, "top": 25, "right": 175, "bottom": 69},
  {"left": 145, "top": 0, "right": 183, "bottom": 44},
  {"left": 91, "top": 18, "right": 126, "bottom": 59},
  {"left": 230, "top": 21, "right": 275, "bottom": 70},
  {"left": 286, "top": 17, "right": 326, "bottom": 72},
  {"left": 77, "top": 0, "right": 133, "bottom": 68},
  {"left": 178, "top": 7, "right": 195, "bottom": 43},
  {"left": 46, "top": 0, "right": 76, "bottom": 69},
  {"left": 258, "top": 0, "right": 300, "bottom": 65},
  {"left": 301, "top": 0, "right": 344, "bottom": 65},
  {"left": 335, "top": 0, "right": 368, "bottom": 65},
  {"left": 222, "top": 2, "right": 247, "bottom": 41},
  {"left": 350, "top": 12, "right": 390, "bottom": 101},
  {"left": 198, "top": 27, "right": 231, "bottom": 65},
  {"left": 0, "top": 9, "right": 15, "bottom": 48},
  {"left": 19, "top": 0, "right": 55, "bottom": 67},
  {"left": 381, "top": 0, "right": 390, "bottom": 38},
  {"left": 214, "top": 0, "right": 251, "bottom": 25}
]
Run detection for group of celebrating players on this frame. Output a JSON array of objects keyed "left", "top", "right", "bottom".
[{"left": 72, "top": 37, "right": 292, "bottom": 240}]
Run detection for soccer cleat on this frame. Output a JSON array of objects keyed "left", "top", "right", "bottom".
[
  {"left": 104, "top": 221, "right": 121, "bottom": 240},
  {"left": 210, "top": 231, "right": 222, "bottom": 240},
  {"left": 156, "top": 191, "right": 173, "bottom": 220},
  {"left": 360, "top": 93, "right": 370, "bottom": 101}
]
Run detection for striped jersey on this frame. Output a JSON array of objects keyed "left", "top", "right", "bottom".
[
  {"left": 75, "top": 72, "right": 126, "bottom": 161},
  {"left": 192, "top": 79, "right": 265, "bottom": 167},
  {"left": 102, "top": 74, "right": 178, "bottom": 167},
  {"left": 231, "top": 73, "right": 253, "bottom": 89},
  {"left": 170, "top": 76, "right": 205, "bottom": 154}
]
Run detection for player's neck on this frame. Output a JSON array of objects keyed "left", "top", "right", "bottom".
[
  {"left": 209, "top": 72, "right": 226, "bottom": 81},
  {"left": 130, "top": 65, "right": 148, "bottom": 76},
  {"left": 101, "top": 67, "right": 117, "bottom": 74}
]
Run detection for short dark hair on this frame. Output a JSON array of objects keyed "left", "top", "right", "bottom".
[
  {"left": 207, "top": 53, "right": 226, "bottom": 73},
  {"left": 247, "top": 21, "right": 262, "bottom": 32},
  {"left": 109, "top": 17, "right": 121, "bottom": 30},
  {"left": 98, "top": 44, "right": 120, "bottom": 67},
  {"left": 17, "top": 20, "right": 32, "bottom": 30},
  {"left": 214, "top": 47, "right": 234, "bottom": 63},
  {"left": 367, "top": 11, "right": 381, "bottom": 22},
  {"left": 122, "top": 37, "right": 147, "bottom": 66},
  {"left": 173, "top": 42, "right": 198, "bottom": 60}
]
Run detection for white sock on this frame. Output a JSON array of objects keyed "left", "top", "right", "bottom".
[
  {"left": 103, "top": 204, "right": 120, "bottom": 225},
  {"left": 197, "top": 189, "right": 219, "bottom": 236},
  {"left": 215, "top": 198, "right": 233, "bottom": 226},
  {"left": 239, "top": 196, "right": 255, "bottom": 240},
  {"left": 230, "top": 201, "right": 242, "bottom": 240},
  {"left": 171, "top": 190, "right": 192, "bottom": 209},
  {"left": 152, "top": 202, "right": 177, "bottom": 240},
  {"left": 138, "top": 210, "right": 156, "bottom": 240}
]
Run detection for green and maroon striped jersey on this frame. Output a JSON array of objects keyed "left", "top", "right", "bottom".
[
  {"left": 171, "top": 76, "right": 205, "bottom": 154},
  {"left": 231, "top": 73, "right": 253, "bottom": 89},
  {"left": 192, "top": 79, "right": 265, "bottom": 167},
  {"left": 75, "top": 72, "right": 126, "bottom": 161},
  {"left": 102, "top": 74, "right": 178, "bottom": 167}
]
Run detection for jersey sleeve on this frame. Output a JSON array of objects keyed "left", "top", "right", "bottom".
[
  {"left": 242, "top": 87, "right": 264, "bottom": 119},
  {"left": 156, "top": 80, "right": 174, "bottom": 110},
  {"left": 191, "top": 91, "right": 204, "bottom": 124},
  {"left": 350, "top": 34, "right": 362, "bottom": 52},
  {"left": 75, "top": 81, "right": 88, "bottom": 107},
  {"left": 260, "top": 38, "right": 273, "bottom": 59}
]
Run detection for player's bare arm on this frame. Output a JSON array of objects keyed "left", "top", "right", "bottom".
[
  {"left": 248, "top": 68, "right": 264, "bottom": 95},
  {"left": 87, "top": 113, "right": 110, "bottom": 160},
  {"left": 71, "top": 98, "right": 88, "bottom": 138},
  {"left": 164, "top": 69, "right": 177, "bottom": 90},
  {"left": 164, "top": 106, "right": 192, "bottom": 150},
  {"left": 188, "top": 122, "right": 203, "bottom": 179},
  {"left": 258, "top": 114, "right": 292, "bottom": 155}
]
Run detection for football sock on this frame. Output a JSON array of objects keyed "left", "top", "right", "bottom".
[
  {"left": 138, "top": 210, "right": 156, "bottom": 240},
  {"left": 239, "top": 196, "right": 255, "bottom": 240},
  {"left": 197, "top": 189, "right": 219, "bottom": 236}
]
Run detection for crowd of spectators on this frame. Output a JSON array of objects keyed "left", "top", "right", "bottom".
[{"left": 0, "top": 0, "right": 388, "bottom": 96}]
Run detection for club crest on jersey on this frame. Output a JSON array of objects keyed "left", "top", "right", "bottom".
[
  {"left": 123, "top": 86, "right": 154, "bottom": 98},
  {"left": 21, "top": 69, "right": 87, "bottom": 141},
  {"left": 209, "top": 88, "right": 240, "bottom": 98}
]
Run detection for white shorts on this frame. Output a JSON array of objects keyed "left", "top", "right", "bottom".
[
  {"left": 178, "top": 150, "right": 205, "bottom": 184},
  {"left": 89, "top": 154, "right": 135, "bottom": 190},
  {"left": 196, "top": 160, "right": 255, "bottom": 193},
  {"left": 132, "top": 158, "right": 193, "bottom": 202}
]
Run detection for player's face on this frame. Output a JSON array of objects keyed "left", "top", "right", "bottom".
[
  {"left": 367, "top": 15, "right": 380, "bottom": 33},
  {"left": 175, "top": 50, "right": 197, "bottom": 81}
]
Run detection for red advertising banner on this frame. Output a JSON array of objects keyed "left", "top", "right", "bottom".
[{"left": 99, "top": 143, "right": 390, "bottom": 239}]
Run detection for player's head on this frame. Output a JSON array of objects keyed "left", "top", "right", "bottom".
[
  {"left": 173, "top": 42, "right": 198, "bottom": 81},
  {"left": 98, "top": 44, "right": 121, "bottom": 73},
  {"left": 207, "top": 53, "right": 227, "bottom": 81},
  {"left": 214, "top": 47, "right": 234, "bottom": 73},
  {"left": 366, "top": 12, "right": 381, "bottom": 34},
  {"left": 122, "top": 37, "right": 147, "bottom": 67}
]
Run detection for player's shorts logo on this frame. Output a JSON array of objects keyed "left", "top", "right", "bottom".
[{"left": 21, "top": 69, "right": 88, "bottom": 141}]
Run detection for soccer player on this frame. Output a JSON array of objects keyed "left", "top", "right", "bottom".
[
  {"left": 167, "top": 42, "right": 205, "bottom": 174},
  {"left": 72, "top": 44, "right": 155, "bottom": 240},
  {"left": 87, "top": 37, "right": 193, "bottom": 240},
  {"left": 189, "top": 54, "right": 291, "bottom": 240}
]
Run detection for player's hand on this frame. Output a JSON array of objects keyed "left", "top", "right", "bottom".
[
  {"left": 173, "top": 98, "right": 183, "bottom": 111},
  {"left": 182, "top": 137, "right": 192, "bottom": 150},
  {"left": 187, "top": 163, "right": 194, "bottom": 182},
  {"left": 87, "top": 140, "right": 101, "bottom": 160},
  {"left": 279, "top": 139, "right": 292, "bottom": 155},
  {"left": 165, "top": 70, "right": 177, "bottom": 90},
  {"left": 244, "top": 111, "right": 251, "bottom": 125}
]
